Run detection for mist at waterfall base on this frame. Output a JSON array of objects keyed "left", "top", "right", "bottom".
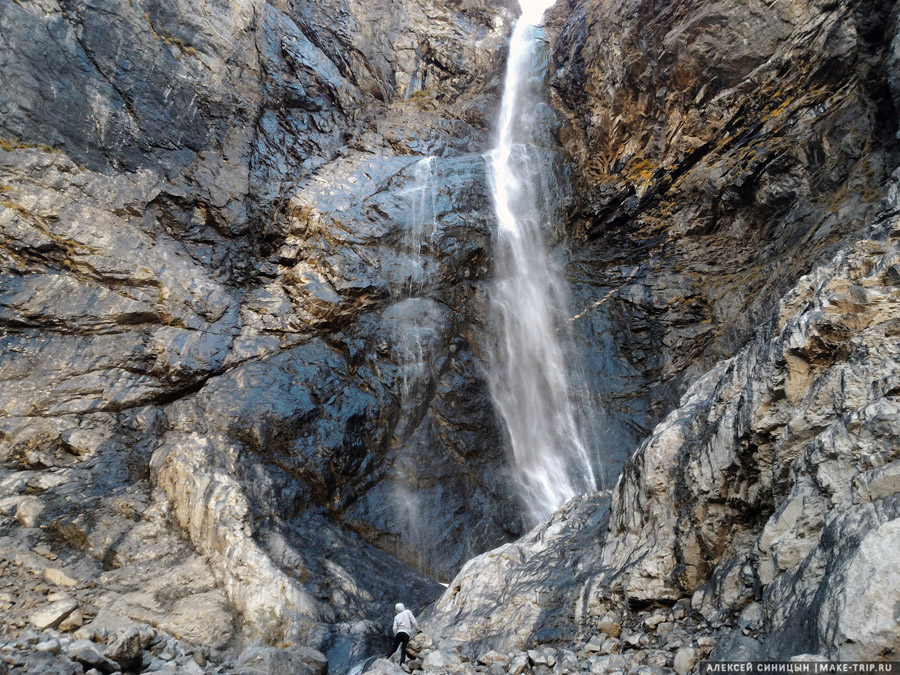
[{"left": 485, "top": 0, "right": 601, "bottom": 524}]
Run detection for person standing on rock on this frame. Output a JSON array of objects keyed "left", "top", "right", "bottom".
[{"left": 387, "top": 602, "right": 419, "bottom": 668}]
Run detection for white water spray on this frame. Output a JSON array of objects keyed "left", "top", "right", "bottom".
[
  {"left": 392, "top": 156, "right": 441, "bottom": 423},
  {"left": 400, "top": 156, "right": 437, "bottom": 297},
  {"left": 487, "top": 0, "right": 597, "bottom": 523}
]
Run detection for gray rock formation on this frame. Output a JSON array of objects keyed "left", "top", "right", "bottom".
[
  {"left": 548, "top": 0, "right": 900, "bottom": 473},
  {"left": 0, "top": 0, "right": 523, "bottom": 669},
  {"left": 2, "top": 0, "right": 900, "bottom": 670},
  {"left": 427, "top": 204, "right": 900, "bottom": 664},
  {"left": 423, "top": 0, "right": 900, "bottom": 664}
]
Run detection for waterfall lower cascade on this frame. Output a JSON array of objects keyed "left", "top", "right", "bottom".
[
  {"left": 401, "top": 156, "right": 437, "bottom": 298},
  {"left": 393, "top": 155, "right": 440, "bottom": 421},
  {"left": 487, "top": 0, "right": 597, "bottom": 523}
]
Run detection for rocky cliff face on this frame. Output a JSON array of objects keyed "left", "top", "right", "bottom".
[
  {"left": 549, "top": 0, "right": 899, "bottom": 470},
  {"left": 429, "top": 214, "right": 900, "bottom": 661},
  {"left": 0, "top": 0, "right": 525, "bottom": 669},
  {"left": 425, "top": 0, "right": 900, "bottom": 666},
  {"left": 2, "top": 0, "right": 899, "bottom": 672}
]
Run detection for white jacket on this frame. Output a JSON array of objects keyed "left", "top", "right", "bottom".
[{"left": 393, "top": 609, "right": 419, "bottom": 636}]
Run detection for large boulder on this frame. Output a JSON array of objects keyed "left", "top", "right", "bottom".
[{"left": 236, "top": 646, "right": 329, "bottom": 675}]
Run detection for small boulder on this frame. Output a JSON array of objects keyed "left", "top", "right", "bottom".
[
  {"left": 15, "top": 496, "right": 45, "bottom": 527},
  {"left": 738, "top": 603, "right": 763, "bottom": 631},
  {"left": 528, "top": 647, "right": 558, "bottom": 668},
  {"left": 673, "top": 647, "right": 700, "bottom": 675},
  {"left": 44, "top": 568, "right": 79, "bottom": 588},
  {"left": 584, "top": 637, "right": 606, "bottom": 654},
  {"left": 407, "top": 632, "right": 433, "bottom": 656},
  {"left": 644, "top": 613, "right": 667, "bottom": 630},
  {"left": 697, "top": 637, "right": 715, "bottom": 655},
  {"left": 105, "top": 627, "right": 142, "bottom": 668},
  {"left": 621, "top": 630, "right": 643, "bottom": 648},
  {"left": 58, "top": 609, "right": 84, "bottom": 632},
  {"left": 422, "top": 649, "right": 463, "bottom": 671},
  {"left": 489, "top": 662, "right": 507, "bottom": 675},
  {"left": 601, "top": 638, "right": 620, "bottom": 655},
  {"left": 65, "top": 639, "right": 119, "bottom": 673},
  {"left": 35, "top": 638, "right": 61, "bottom": 654},
  {"left": 478, "top": 650, "right": 510, "bottom": 666},
  {"left": 554, "top": 649, "right": 579, "bottom": 673},
  {"left": 31, "top": 598, "right": 78, "bottom": 630},
  {"left": 596, "top": 613, "right": 622, "bottom": 638},
  {"left": 509, "top": 652, "right": 530, "bottom": 675}
]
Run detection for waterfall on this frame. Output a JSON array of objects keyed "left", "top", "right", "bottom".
[
  {"left": 486, "top": 0, "right": 597, "bottom": 523},
  {"left": 400, "top": 156, "right": 437, "bottom": 298},
  {"left": 393, "top": 156, "right": 439, "bottom": 405}
]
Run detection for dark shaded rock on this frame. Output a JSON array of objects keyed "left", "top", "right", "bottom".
[
  {"left": 548, "top": 0, "right": 900, "bottom": 468},
  {"left": 0, "top": 0, "right": 519, "bottom": 658},
  {"left": 104, "top": 627, "right": 142, "bottom": 669},
  {"left": 709, "top": 632, "right": 764, "bottom": 662},
  {"left": 64, "top": 640, "right": 117, "bottom": 673}
]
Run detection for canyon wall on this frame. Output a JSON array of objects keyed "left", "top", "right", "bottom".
[
  {"left": 1, "top": 0, "right": 898, "bottom": 671},
  {"left": 0, "top": 0, "right": 526, "bottom": 669},
  {"left": 427, "top": 0, "right": 900, "bottom": 665}
]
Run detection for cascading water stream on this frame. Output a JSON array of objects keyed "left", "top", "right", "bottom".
[
  {"left": 487, "top": 0, "right": 597, "bottom": 524},
  {"left": 393, "top": 156, "right": 439, "bottom": 403}
]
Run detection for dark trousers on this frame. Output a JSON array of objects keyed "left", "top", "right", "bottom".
[{"left": 387, "top": 631, "right": 410, "bottom": 664}]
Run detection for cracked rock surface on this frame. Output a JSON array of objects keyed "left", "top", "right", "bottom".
[{"left": 2, "top": 0, "right": 900, "bottom": 671}]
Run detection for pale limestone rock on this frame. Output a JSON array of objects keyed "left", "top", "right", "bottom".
[
  {"left": 104, "top": 627, "right": 142, "bottom": 669},
  {"left": 528, "top": 647, "right": 557, "bottom": 668},
  {"left": 35, "top": 638, "right": 61, "bottom": 653},
  {"left": 554, "top": 649, "right": 579, "bottom": 673},
  {"left": 422, "top": 649, "right": 463, "bottom": 671},
  {"left": 58, "top": 610, "right": 84, "bottom": 632},
  {"left": 643, "top": 613, "right": 666, "bottom": 631},
  {"left": 584, "top": 637, "right": 605, "bottom": 654},
  {"left": 509, "top": 653, "right": 530, "bottom": 675},
  {"left": 697, "top": 637, "right": 715, "bottom": 655},
  {"left": 44, "top": 568, "right": 79, "bottom": 588},
  {"left": 673, "top": 647, "right": 699, "bottom": 674},
  {"left": 601, "top": 638, "right": 620, "bottom": 655},
  {"left": 235, "top": 646, "right": 328, "bottom": 675},
  {"left": 366, "top": 658, "right": 408, "bottom": 675},
  {"left": 31, "top": 598, "right": 78, "bottom": 630},
  {"left": 596, "top": 614, "right": 622, "bottom": 639},
  {"left": 15, "top": 496, "right": 44, "bottom": 528},
  {"left": 454, "top": 664, "right": 480, "bottom": 675},
  {"left": 478, "top": 650, "right": 509, "bottom": 666},
  {"left": 151, "top": 434, "right": 323, "bottom": 637},
  {"left": 820, "top": 518, "right": 900, "bottom": 660}
]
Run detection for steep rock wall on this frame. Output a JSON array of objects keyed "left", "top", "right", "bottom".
[
  {"left": 426, "top": 0, "right": 900, "bottom": 663},
  {"left": 428, "top": 208, "right": 900, "bottom": 661},
  {"left": 0, "top": 0, "right": 525, "bottom": 665},
  {"left": 548, "top": 0, "right": 899, "bottom": 469}
]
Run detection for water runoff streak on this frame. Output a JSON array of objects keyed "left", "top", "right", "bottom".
[{"left": 487, "top": 0, "right": 596, "bottom": 523}]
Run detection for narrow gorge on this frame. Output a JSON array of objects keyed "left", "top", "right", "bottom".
[{"left": 0, "top": 0, "right": 898, "bottom": 674}]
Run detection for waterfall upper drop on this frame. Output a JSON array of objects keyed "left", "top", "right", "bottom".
[{"left": 486, "top": 0, "right": 598, "bottom": 524}]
